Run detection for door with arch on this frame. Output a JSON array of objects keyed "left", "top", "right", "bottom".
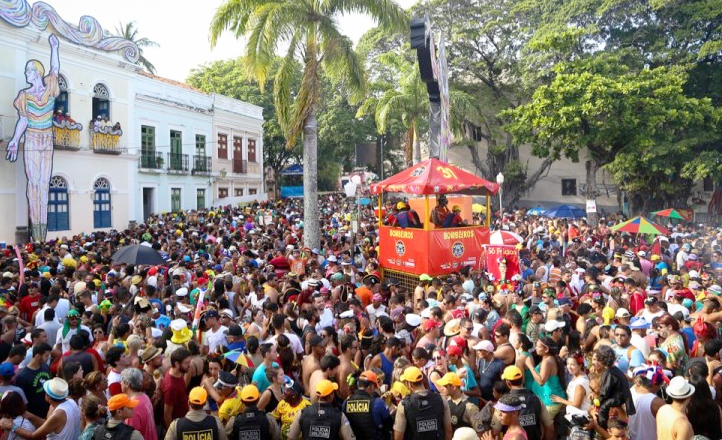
[
  {"left": 48, "top": 176, "right": 70, "bottom": 231},
  {"left": 93, "top": 178, "right": 112, "bottom": 228}
]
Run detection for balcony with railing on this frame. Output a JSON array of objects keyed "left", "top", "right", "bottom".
[
  {"left": 139, "top": 152, "right": 164, "bottom": 170},
  {"left": 52, "top": 119, "right": 83, "bottom": 151},
  {"left": 233, "top": 159, "right": 247, "bottom": 174},
  {"left": 90, "top": 126, "right": 123, "bottom": 155},
  {"left": 192, "top": 155, "right": 212, "bottom": 175},
  {"left": 167, "top": 153, "right": 189, "bottom": 174}
]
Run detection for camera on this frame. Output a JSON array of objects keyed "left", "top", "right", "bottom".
[{"left": 570, "top": 415, "right": 589, "bottom": 427}]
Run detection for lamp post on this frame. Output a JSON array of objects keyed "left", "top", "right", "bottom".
[{"left": 496, "top": 172, "right": 504, "bottom": 216}]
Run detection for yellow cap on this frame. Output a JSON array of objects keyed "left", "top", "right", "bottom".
[
  {"left": 501, "top": 365, "right": 523, "bottom": 380},
  {"left": 316, "top": 379, "right": 339, "bottom": 397},
  {"left": 400, "top": 366, "right": 424, "bottom": 383},
  {"left": 391, "top": 380, "right": 410, "bottom": 397},
  {"left": 240, "top": 385, "right": 260, "bottom": 402},
  {"left": 436, "top": 372, "right": 462, "bottom": 387},
  {"left": 189, "top": 387, "right": 208, "bottom": 405},
  {"left": 452, "top": 205, "right": 461, "bottom": 212},
  {"left": 396, "top": 202, "right": 406, "bottom": 210}
]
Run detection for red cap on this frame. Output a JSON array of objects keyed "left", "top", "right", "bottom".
[
  {"left": 423, "top": 319, "right": 442, "bottom": 331},
  {"left": 447, "top": 345, "right": 463, "bottom": 357}
]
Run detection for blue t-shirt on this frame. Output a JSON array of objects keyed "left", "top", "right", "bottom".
[
  {"left": 450, "top": 364, "right": 479, "bottom": 405},
  {"left": 251, "top": 361, "right": 279, "bottom": 392}
]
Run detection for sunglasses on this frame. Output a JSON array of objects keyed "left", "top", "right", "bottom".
[
  {"left": 464, "top": 326, "right": 474, "bottom": 331},
  {"left": 433, "top": 356, "right": 444, "bottom": 361}
]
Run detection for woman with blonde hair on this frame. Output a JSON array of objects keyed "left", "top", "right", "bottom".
[{"left": 83, "top": 371, "right": 109, "bottom": 406}]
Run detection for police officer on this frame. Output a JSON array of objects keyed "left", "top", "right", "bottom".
[
  {"left": 288, "top": 379, "right": 356, "bottom": 440},
  {"left": 343, "top": 371, "right": 393, "bottom": 440},
  {"left": 436, "top": 372, "right": 483, "bottom": 434},
  {"left": 227, "top": 385, "right": 281, "bottom": 440},
  {"left": 393, "top": 366, "right": 452, "bottom": 440},
  {"left": 501, "top": 366, "right": 554, "bottom": 440},
  {"left": 164, "top": 387, "right": 228, "bottom": 440}
]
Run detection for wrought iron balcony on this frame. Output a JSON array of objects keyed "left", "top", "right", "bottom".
[
  {"left": 140, "top": 152, "right": 164, "bottom": 169},
  {"left": 192, "top": 155, "right": 212, "bottom": 175},
  {"left": 233, "top": 159, "right": 247, "bottom": 174},
  {"left": 168, "top": 153, "right": 189, "bottom": 173}
]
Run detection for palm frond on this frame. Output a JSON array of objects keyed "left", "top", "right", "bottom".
[
  {"left": 210, "top": 0, "right": 260, "bottom": 47},
  {"left": 274, "top": 29, "right": 303, "bottom": 135},
  {"left": 327, "top": 0, "right": 408, "bottom": 32},
  {"left": 318, "top": 17, "right": 366, "bottom": 102}
]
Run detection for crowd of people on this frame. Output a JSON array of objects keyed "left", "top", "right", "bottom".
[{"left": 0, "top": 193, "right": 720, "bottom": 440}]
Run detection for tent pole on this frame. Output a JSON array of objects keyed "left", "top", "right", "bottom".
[
  {"left": 486, "top": 193, "right": 491, "bottom": 227},
  {"left": 378, "top": 194, "right": 383, "bottom": 228},
  {"left": 425, "top": 196, "right": 430, "bottom": 231}
]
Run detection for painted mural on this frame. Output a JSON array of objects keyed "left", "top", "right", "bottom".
[{"left": 6, "top": 34, "right": 59, "bottom": 242}]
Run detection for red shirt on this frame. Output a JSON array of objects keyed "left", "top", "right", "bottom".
[
  {"left": 629, "top": 289, "right": 646, "bottom": 316},
  {"left": 161, "top": 372, "right": 189, "bottom": 426},
  {"left": 18, "top": 293, "right": 41, "bottom": 321}
]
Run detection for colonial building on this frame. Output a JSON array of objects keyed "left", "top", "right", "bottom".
[{"left": 0, "top": 0, "right": 264, "bottom": 243}]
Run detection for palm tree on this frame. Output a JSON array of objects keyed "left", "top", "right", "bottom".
[
  {"left": 358, "top": 53, "right": 427, "bottom": 166},
  {"left": 113, "top": 21, "right": 160, "bottom": 74},
  {"left": 210, "top": 0, "right": 407, "bottom": 248}
]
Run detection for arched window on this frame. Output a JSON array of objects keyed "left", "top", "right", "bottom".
[
  {"left": 93, "top": 178, "right": 112, "bottom": 228},
  {"left": 92, "top": 83, "right": 110, "bottom": 120},
  {"left": 54, "top": 75, "right": 69, "bottom": 115},
  {"left": 48, "top": 176, "right": 69, "bottom": 231}
]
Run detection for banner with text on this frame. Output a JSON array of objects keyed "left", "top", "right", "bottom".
[{"left": 483, "top": 245, "right": 520, "bottom": 281}]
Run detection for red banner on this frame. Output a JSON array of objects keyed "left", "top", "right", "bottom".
[
  {"left": 379, "top": 226, "right": 489, "bottom": 276},
  {"left": 483, "top": 245, "right": 519, "bottom": 281}
]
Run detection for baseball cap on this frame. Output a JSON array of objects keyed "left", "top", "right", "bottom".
[
  {"left": 544, "top": 320, "right": 566, "bottom": 332},
  {"left": 501, "top": 365, "right": 523, "bottom": 380},
  {"left": 557, "top": 297, "right": 572, "bottom": 307},
  {"left": 472, "top": 340, "right": 494, "bottom": 352},
  {"left": 359, "top": 371, "right": 380, "bottom": 386},
  {"left": 446, "top": 345, "right": 463, "bottom": 357},
  {"left": 189, "top": 386, "right": 208, "bottom": 405},
  {"left": 316, "top": 379, "right": 339, "bottom": 397},
  {"left": 0, "top": 362, "right": 14, "bottom": 378},
  {"left": 228, "top": 325, "right": 244, "bottom": 337},
  {"left": 400, "top": 366, "right": 424, "bottom": 383},
  {"left": 241, "top": 385, "right": 260, "bottom": 402},
  {"left": 423, "top": 319, "right": 442, "bottom": 331},
  {"left": 436, "top": 372, "right": 462, "bottom": 387},
  {"left": 644, "top": 296, "right": 658, "bottom": 305},
  {"left": 616, "top": 308, "right": 631, "bottom": 318},
  {"left": 420, "top": 274, "right": 432, "bottom": 281},
  {"left": 108, "top": 393, "right": 140, "bottom": 411}
]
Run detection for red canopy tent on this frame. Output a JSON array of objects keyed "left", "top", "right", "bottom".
[
  {"left": 370, "top": 158, "right": 499, "bottom": 195},
  {"left": 373, "top": 159, "right": 500, "bottom": 278}
]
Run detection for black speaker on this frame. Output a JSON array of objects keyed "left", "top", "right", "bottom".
[
  {"left": 427, "top": 81, "right": 440, "bottom": 102},
  {"left": 410, "top": 17, "right": 427, "bottom": 48}
]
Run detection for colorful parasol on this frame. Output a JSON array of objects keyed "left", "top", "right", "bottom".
[
  {"left": 223, "top": 350, "right": 254, "bottom": 367},
  {"left": 610, "top": 216, "right": 670, "bottom": 236},
  {"left": 472, "top": 203, "right": 486, "bottom": 213},
  {"left": 490, "top": 230, "right": 524, "bottom": 245},
  {"left": 650, "top": 208, "right": 687, "bottom": 221},
  {"left": 526, "top": 206, "right": 545, "bottom": 216}
]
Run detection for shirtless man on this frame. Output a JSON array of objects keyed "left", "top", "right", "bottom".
[
  {"left": 656, "top": 376, "right": 694, "bottom": 440},
  {"left": 308, "top": 354, "right": 340, "bottom": 403},
  {"left": 301, "top": 334, "right": 325, "bottom": 393},
  {"left": 337, "top": 335, "right": 359, "bottom": 399}
]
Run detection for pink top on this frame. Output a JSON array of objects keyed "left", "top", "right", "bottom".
[{"left": 125, "top": 393, "right": 157, "bottom": 440}]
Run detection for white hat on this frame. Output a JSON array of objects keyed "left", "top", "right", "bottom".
[
  {"left": 709, "top": 285, "right": 722, "bottom": 294},
  {"left": 405, "top": 314, "right": 422, "bottom": 327},
  {"left": 689, "top": 270, "right": 700, "bottom": 279},
  {"left": 43, "top": 377, "right": 69, "bottom": 400},
  {"left": 150, "top": 327, "right": 163, "bottom": 338},
  {"left": 637, "top": 250, "right": 646, "bottom": 257},
  {"left": 175, "top": 287, "right": 188, "bottom": 297},
  {"left": 666, "top": 376, "right": 695, "bottom": 399},
  {"left": 177, "top": 304, "right": 192, "bottom": 314},
  {"left": 170, "top": 319, "right": 188, "bottom": 332},
  {"left": 615, "top": 308, "right": 631, "bottom": 318},
  {"left": 327, "top": 255, "right": 338, "bottom": 263},
  {"left": 452, "top": 427, "right": 478, "bottom": 440},
  {"left": 147, "top": 276, "right": 157, "bottom": 287},
  {"left": 1, "top": 272, "right": 14, "bottom": 279},
  {"left": 60, "top": 244, "right": 69, "bottom": 250},
  {"left": 544, "top": 320, "right": 566, "bottom": 332},
  {"left": 339, "top": 310, "right": 354, "bottom": 319},
  {"left": 472, "top": 340, "right": 494, "bottom": 352},
  {"left": 420, "top": 308, "right": 433, "bottom": 319},
  {"left": 220, "top": 309, "right": 233, "bottom": 318}
]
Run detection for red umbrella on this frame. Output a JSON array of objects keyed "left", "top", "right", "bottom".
[{"left": 490, "top": 230, "right": 524, "bottom": 245}]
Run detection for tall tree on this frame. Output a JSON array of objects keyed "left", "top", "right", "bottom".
[
  {"left": 113, "top": 21, "right": 159, "bottom": 74},
  {"left": 504, "top": 54, "right": 719, "bottom": 224},
  {"left": 210, "top": 0, "right": 407, "bottom": 248}
]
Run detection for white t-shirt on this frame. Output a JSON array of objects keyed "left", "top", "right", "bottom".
[
  {"left": 266, "top": 332, "right": 305, "bottom": 355},
  {"left": 54, "top": 298, "right": 71, "bottom": 322},
  {"left": 366, "top": 304, "right": 387, "bottom": 324},
  {"left": 205, "top": 325, "right": 229, "bottom": 353},
  {"left": 565, "top": 375, "right": 592, "bottom": 413},
  {"left": 55, "top": 325, "right": 93, "bottom": 353},
  {"left": 34, "top": 305, "right": 50, "bottom": 327}
]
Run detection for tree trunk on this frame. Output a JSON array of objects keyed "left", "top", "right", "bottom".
[
  {"left": 303, "top": 109, "right": 320, "bottom": 249},
  {"left": 585, "top": 159, "right": 599, "bottom": 227},
  {"left": 413, "top": 129, "right": 421, "bottom": 165}
]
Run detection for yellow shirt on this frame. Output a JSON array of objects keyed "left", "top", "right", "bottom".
[
  {"left": 218, "top": 388, "right": 247, "bottom": 423},
  {"left": 272, "top": 398, "right": 311, "bottom": 440}
]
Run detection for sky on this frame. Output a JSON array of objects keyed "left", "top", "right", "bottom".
[{"left": 49, "top": 0, "right": 415, "bottom": 82}]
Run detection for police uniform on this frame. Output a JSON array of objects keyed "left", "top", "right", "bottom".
[
  {"left": 165, "top": 408, "right": 228, "bottom": 440},
  {"left": 508, "top": 388, "right": 552, "bottom": 440},
  {"left": 393, "top": 391, "right": 451, "bottom": 440},
  {"left": 287, "top": 401, "right": 356, "bottom": 440},
  {"left": 343, "top": 389, "right": 392, "bottom": 440},
  {"left": 447, "top": 395, "right": 483, "bottom": 433},
  {"left": 225, "top": 404, "right": 281, "bottom": 440}
]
